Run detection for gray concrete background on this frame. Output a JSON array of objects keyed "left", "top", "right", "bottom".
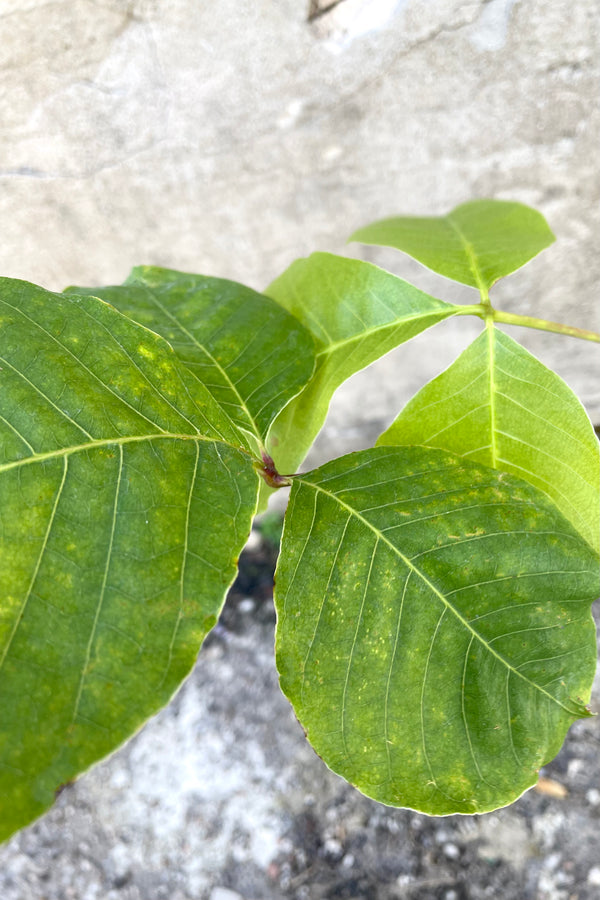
[
  {"left": 0, "top": 0, "right": 598, "bottom": 453},
  {"left": 0, "top": 0, "right": 599, "bottom": 896}
]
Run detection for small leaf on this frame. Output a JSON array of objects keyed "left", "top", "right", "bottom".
[
  {"left": 265, "top": 253, "right": 458, "bottom": 476},
  {"left": 350, "top": 200, "right": 555, "bottom": 292},
  {"left": 0, "top": 278, "right": 258, "bottom": 840},
  {"left": 66, "top": 267, "right": 316, "bottom": 450},
  {"left": 377, "top": 327, "right": 600, "bottom": 552},
  {"left": 275, "top": 446, "right": 598, "bottom": 815}
]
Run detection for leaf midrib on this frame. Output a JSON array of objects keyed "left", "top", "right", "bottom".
[
  {"left": 0, "top": 432, "right": 229, "bottom": 474},
  {"left": 487, "top": 320, "right": 498, "bottom": 467},
  {"left": 446, "top": 215, "right": 488, "bottom": 293},
  {"left": 297, "top": 476, "right": 585, "bottom": 718},
  {"left": 313, "top": 307, "right": 458, "bottom": 358},
  {"left": 142, "top": 289, "right": 264, "bottom": 445}
]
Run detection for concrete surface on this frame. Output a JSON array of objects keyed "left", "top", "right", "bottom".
[{"left": 0, "top": 0, "right": 599, "bottom": 896}]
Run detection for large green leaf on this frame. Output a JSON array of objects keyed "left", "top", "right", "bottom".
[
  {"left": 264, "top": 253, "right": 459, "bottom": 476},
  {"left": 66, "top": 266, "right": 316, "bottom": 451},
  {"left": 350, "top": 200, "right": 555, "bottom": 292},
  {"left": 377, "top": 326, "right": 600, "bottom": 552},
  {"left": 0, "top": 278, "right": 258, "bottom": 841},
  {"left": 275, "top": 447, "right": 598, "bottom": 815}
]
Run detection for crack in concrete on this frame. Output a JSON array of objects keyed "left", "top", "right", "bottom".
[
  {"left": 307, "top": 0, "right": 350, "bottom": 23},
  {"left": 309, "top": 1, "right": 489, "bottom": 120},
  {"left": 0, "top": 1, "right": 170, "bottom": 183},
  {"left": 0, "top": 0, "right": 499, "bottom": 184},
  {"left": 0, "top": 134, "right": 170, "bottom": 182}
]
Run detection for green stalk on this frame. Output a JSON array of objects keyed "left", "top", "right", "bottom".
[
  {"left": 456, "top": 303, "right": 600, "bottom": 344},
  {"left": 491, "top": 309, "right": 600, "bottom": 343}
]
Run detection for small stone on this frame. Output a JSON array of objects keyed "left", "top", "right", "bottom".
[
  {"left": 587, "top": 866, "right": 600, "bottom": 886},
  {"left": 238, "top": 597, "right": 255, "bottom": 614},
  {"left": 386, "top": 817, "right": 400, "bottom": 834},
  {"left": 231, "top": 843, "right": 248, "bottom": 863},
  {"left": 104, "top": 843, "right": 132, "bottom": 888},
  {"left": 244, "top": 529, "right": 261, "bottom": 551},
  {"left": 109, "top": 767, "right": 130, "bottom": 789},
  {"left": 210, "top": 889, "right": 244, "bottom": 900},
  {"left": 586, "top": 788, "right": 600, "bottom": 806},
  {"left": 445, "top": 891, "right": 459, "bottom": 900},
  {"left": 555, "top": 869, "right": 573, "bottom": 886},
  {"left": 342, "top": 853, "right": 355, "bottom": 868},
  {"left": 443, "top": 843, "right": 460, "bottom": 860},
  {"left": 543, "top": 852, "right": 561, "bottom": 872},
  {"left": 323, "top": 838, "right": 343, "bottom": 860}
]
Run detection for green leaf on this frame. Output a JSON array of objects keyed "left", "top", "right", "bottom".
[
  {"left": 350, "top": 200, "right": 555, "bottom": 292},
  {"left": 275, "top": 446, "right": 598, "bottom": 815},
  {"left": 377, "top": 327, "right": 600, "bottom": 553},
  {"left": 264, "top": 253, "right": 459, "bottom": 476},
  {"left": 66, "top": 266, "right": 316, "bottom": 451},
  {"left": 0, "top": 278, "right": 258, "bottom": 841}
]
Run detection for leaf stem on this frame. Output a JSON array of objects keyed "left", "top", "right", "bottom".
[
  {"left": 253, "top": 452, "right": 293, "bottom": 488},
  {"left": 455, "top": 303, "right": 600, "bottom": 344},
  {"left": 479, "top": 286, "right": 493, "bottom": 313},
  {"left": 491, "top": 309, "right": 600, "bottom": 343}
]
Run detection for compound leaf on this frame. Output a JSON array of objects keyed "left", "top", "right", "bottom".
[
  {"left": 350, "top": 200, "right": 555, "bottom": 291},
  {"left": 66, "top": 266, "right": 316, "bottom": 452},
  {"left": 377, "top": 327, "right": 600, "bottom": 553},
  {"left": 265, "top": 253, "right": 458, "bottom": 476},
  {"left": 275, "top": 446, "right": 598, "bottom": 815},
  {"left": 0, "top": 278, "right": 258, "bottom": 841}
]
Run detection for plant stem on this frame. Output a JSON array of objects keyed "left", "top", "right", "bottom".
[
  {"left": 253, "top": 452, "right": 292, "bottom": 488},
  {"left": 491, "top": 309, "right": 600, "bottom": 343},
  {"left": 455, "top": 303, "right": 600, "bottom": 343}
]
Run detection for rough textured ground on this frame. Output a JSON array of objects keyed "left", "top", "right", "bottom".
[{"left": 0, "top": 528, "right": 598, "bottom": 900}]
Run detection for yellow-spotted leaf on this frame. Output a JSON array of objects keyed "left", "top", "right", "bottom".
[
  {"left": 66, "top": 266, "right": 316, "bottom": 453},
  {"left": 275, "top": 447, "right": 598, "bottom": 815},
  {"left": 0, "top": 278, "right": 259, "bottom": 841},
  {"left": 377, "top": 327, "right": 600, "bottom": 552}
]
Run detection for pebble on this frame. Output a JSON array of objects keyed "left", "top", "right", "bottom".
[
  {"left": 586, "top": 788, "right": 600, "bottom": 807},
  {"left": 238, "top": 597, "right": 255, "bottom": 614},
  {"left": 323, "top": 838, "right": 343, "bottom": 860},
  {"left": 587, "top": 866, "right": 600, "bottom": 886},
  {"left": 543, "top": 852, "right": 561, "bottom": 872},
  {"left": 210, "top": 889, "right": 244, "bottom": 900},
  {"left": 105, "top": 842, "right": 132, "bottom": 885},
  {"left": 244, "top": 530, "right": 261, "bottom": 552},
  {"left": 443, "top": 843, "right": 461, "bottom": 861}
]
